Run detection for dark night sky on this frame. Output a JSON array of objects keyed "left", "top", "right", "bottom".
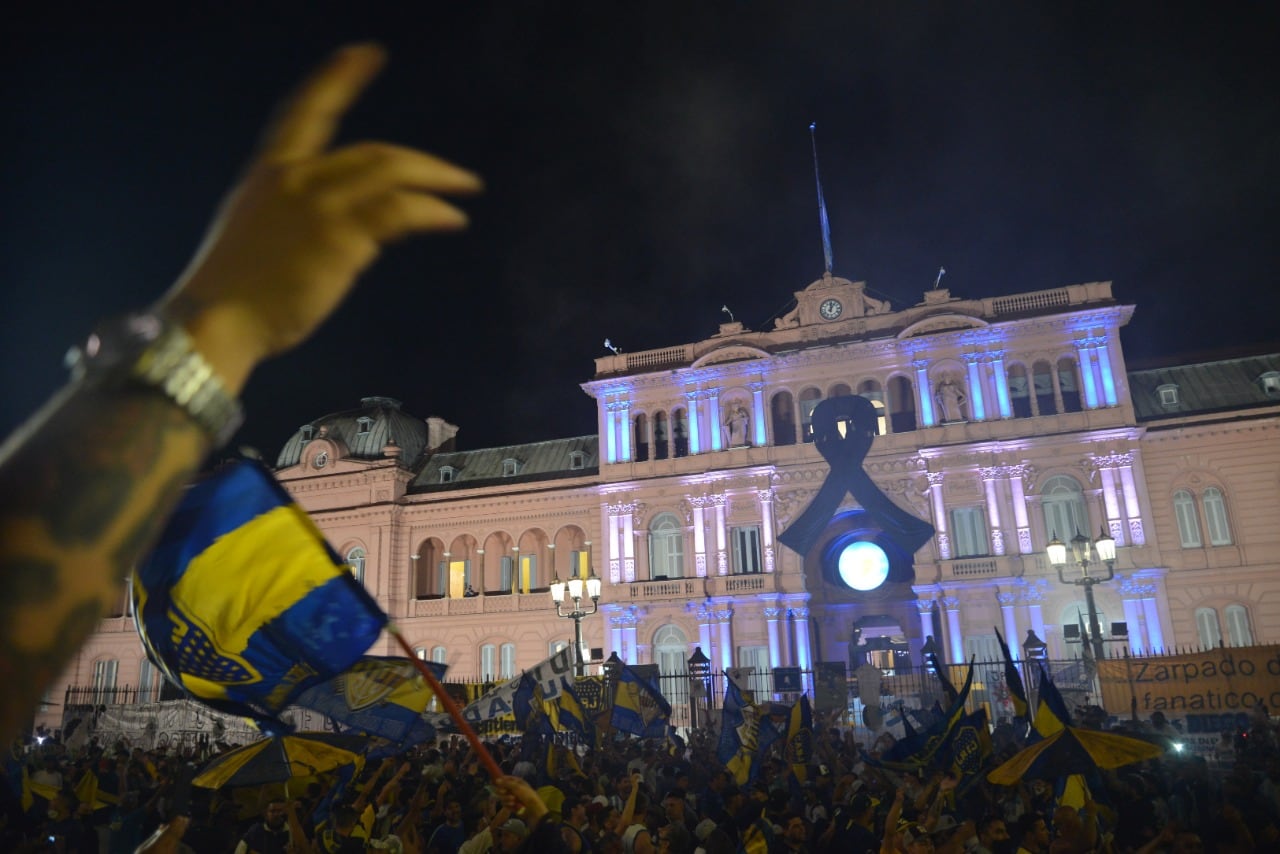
[{"left": 3, "top": 4, "right": 1278, "bottom": 457}]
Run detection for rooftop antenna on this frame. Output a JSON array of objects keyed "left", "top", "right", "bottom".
[
  {"left": 809, "top": 122, "right": 834, "bottom": 274},
  {"left": 933, "top": 266, "right": 946, "bottom": 290},
  {"left": 721, "top": 305, "right": 735, "bottom": 322},
  {"left": 603, "top": 338, "right": 620, "bottom": 355}
]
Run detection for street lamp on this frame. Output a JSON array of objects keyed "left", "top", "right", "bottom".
[
  {"left": 550, "top": 546, "right": 603, "bottom": 677},
  {"left": 1046, "top": 527, "right": 1116, "bottom": 663}
]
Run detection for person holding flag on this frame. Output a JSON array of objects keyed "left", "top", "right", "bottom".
[{"left": 0, "top": 41, "right": 483, "bottom": 744}]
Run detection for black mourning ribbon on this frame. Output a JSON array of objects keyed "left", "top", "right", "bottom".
[{"left": 777, "top": 395, "right": 935, "bottom": 557}]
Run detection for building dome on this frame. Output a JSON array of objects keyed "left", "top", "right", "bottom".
[{"left": 275, "top": 396, "right": 440, "bottom": 469}]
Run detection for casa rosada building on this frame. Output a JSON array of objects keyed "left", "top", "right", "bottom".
[{"left": 42, "top": 274, "right": 1280, "bottom": 731}]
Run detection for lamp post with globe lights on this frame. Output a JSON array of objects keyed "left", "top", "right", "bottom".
[
  {"left": 1046, "top": 528, "right": 1116, "bottom": 664},
  {"left": 550, "top": 544, "right": 602, "bottom": 677}
]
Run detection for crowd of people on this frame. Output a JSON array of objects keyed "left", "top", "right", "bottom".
[{"left": 4, "top": 701, "right": 1280, "bottom": 854}]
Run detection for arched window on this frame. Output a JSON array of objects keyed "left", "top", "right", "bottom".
[
  {"left": 771, "top": 391, "right": 797, "bottom": 446},
  {"left": 345, "top": 546, "right": 366, "bottom": 583},
  {"left": 1173, "top": 490, "right": 1202, "bottom": 548},
  {"left": 1033, "top": 361, "right": 1057, "bottom": 415},
  {"left": 500, "top": 643, "right": 517, "bottom": 679},
  {"left": 829, "top": 382, "right": 852, "bottom": 398},
  {"left": 887, "top": 375, "right": 917, "bottom": 433},
  {"left": 92, "top": 659, "right": 118, "bottom": 704},
  {"left": 1202, "top": 488, "right": 1232, "bottom": 546},
  {"left": 1057, "top": 358, "right": 1082, "bottom": 412},
  {"left": 648, "top": 513, "right": 685, "bottom": 579},
  {"left": 138, "top": 659, "right": 159, "bottom": 704},
  {"left": 431, "top": 646, "right": 447, "bottom": 664},
  {"left": 857, "top": 380, "right": 886, "bottom": 436},
  {"left": 653, "top": 411, "right": 670, "bottom": 459},
  {"left": 799, "top": 388, "right": 823, "bottom": 443},
  {"left": 1195, "top": 607, "right": 1221, "bottom": 648},
  {"left": 1041, "top": 476, "right": 1088, "bottom": 544},
  {"left": 480, "top": 644, "right": 497, "bottom": 681},
  {"left": 1224, "top": 605, "right": 1253, "bottom": 646},
  {"left": 633, "top": 413, "right": 649, "bottom": 462},
  {"left": 653, "top": 625, "right": 688, "bottom": 676},
  {"left": 671, "top": 409, "right": 689, "bottom": 458},
  {"left": 1007, "top": 364, "right": 1032, "bottom": 418}
]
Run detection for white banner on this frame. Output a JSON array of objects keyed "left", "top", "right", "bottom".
[{"left": 459, "top": 648, "right": 576, "bottom": 726}]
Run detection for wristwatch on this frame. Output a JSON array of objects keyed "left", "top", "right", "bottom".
[{"left": 66, "top": 312, "right": 244, "bottom": 447}]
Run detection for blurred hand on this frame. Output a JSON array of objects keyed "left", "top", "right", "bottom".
[
  {"left": 158, "top": 43, "right": 482, "bottom": 392},
  {"left": 134, "top": 816, "right": 189, "bottom": 854}
]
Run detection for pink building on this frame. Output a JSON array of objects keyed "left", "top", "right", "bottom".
[{"left": 41, "top": 274, "right": 1280, "bottom": 732}]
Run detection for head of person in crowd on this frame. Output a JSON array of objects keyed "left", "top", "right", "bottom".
[
  {"left": 659, "top": 820, "right": 693, "bottom": 853},
  {"left": 663, "top": 788, "right": 689, "bottom": 824},
  {"left": 901, "top": 822, "right": 937, "bottom": 853},
  {"left": 495, "top": 817, "right": 528, "bottom": 853},
  {"left": 978, "top": 814, "right": 1012, "bottom": 854},
  {"left": 1014, "top": 813, "right": 1050, "bottom": 854},
  {"left": 781, "top": 814, "right": 809, "bottom": 850}
]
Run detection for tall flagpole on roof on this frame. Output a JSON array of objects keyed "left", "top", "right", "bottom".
[{"left": 809, "top": 122, "right": 834, "bottom": 274}]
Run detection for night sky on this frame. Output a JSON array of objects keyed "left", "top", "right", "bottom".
[{"left": 3, "top": 4, "right": 1277, "bottom": 457}]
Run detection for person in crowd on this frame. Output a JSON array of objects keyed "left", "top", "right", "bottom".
[{"left": 0, "top": 39, "right": 482, "bottom": 752}]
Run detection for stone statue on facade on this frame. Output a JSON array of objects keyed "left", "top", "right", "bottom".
[{"left": 935, "top": 377, "right": 967, "bottom": 422}]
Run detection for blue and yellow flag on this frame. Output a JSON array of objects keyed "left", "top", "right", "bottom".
[
  {"left": 878, "top": 660, "right": 975, "bottom": 771},
  {"left": 784, "top": 694, "right": 814, "bottom": 782},
  {"left": 296, "top": 656, "right": 444, "bottom": 747},
  {"left": 1032, "top": 663, "right": 1072, "bottom": 737},
  {"left": 994, "top": 627, "right": 1030, "bottom": 720},
  {"left": 134, "top": 459, "right": 387, "bottom": 730},
  {"left": 611, "top": 663, "right": 671, "bottom": 738}
]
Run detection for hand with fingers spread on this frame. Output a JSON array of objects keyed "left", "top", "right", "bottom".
[
  {"left": 0, "top": 43, "right": 481, "bottom": 746},
  {"left": 159, "top": 42, "right": 483, "bottom": 393}
]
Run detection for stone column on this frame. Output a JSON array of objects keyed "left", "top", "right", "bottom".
[
  {"left": 1007, "top": 464, "right": 1033, "bottom": 554},
  {"left": 709, "top": 392, "right": 723, "bottom": 452},
  {"left": 914, "top": 359, "right": 937, "bottom": 427},
  {"left": 943, "top": 596, "right": 964, "bottom": 663},
  {"left": 991, "top": 352, "right": 1012, "bottom": 418},
  {"left": 759, "top": 489, "right": 777, "bottom": 573},
  {"left": 927, "top": 472, "right": 950, "bottom": 559},
  {"left": 713, "top": 498, "right": 728, "bottom": 576},
  {"left": 1094, "top": 337, "right": 1119, "bottom": 406},
  {"left": 998, "top": 591, "right": 1020, "bottom": 660},
  {"left": 964, "top": 354, "right": 987, "bottom": 420},
  {"left": 690, "top": 498, "right": 708, "bottom": 578},
  {"left": 686, "top": 390, "right": 702, "bottom": 455},
  {"left": 765, "top": 605, "right": 784, "bottom": 669},
  {"left": 1074, "top": 341, "right": 1100, "bottom": 409},
  {"left": 980, "top": 467, "right": 1007, "bottom": 556},
  {"left": 749, "top": 382, "right": 768, "bottom": 446},
  {"left": 717, "top": 610, "right": 734, "bottom": 672}
]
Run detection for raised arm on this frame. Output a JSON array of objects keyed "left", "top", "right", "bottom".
[{"left": 0, "top": 43, "right": 481, "bottom": 742}]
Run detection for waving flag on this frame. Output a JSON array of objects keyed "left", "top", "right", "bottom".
[
  {"left": 133, "top": 459, "right": 386, "bottom": 730},
  {"left": 784, "top": 695, "right": 814, "bottom": 782},
  {"left": 295, "top": 656, "right": 444, "bottom": 746},
  {"left": 611, "top": 663, "right": 671, "bottom": 738},
  {"left": 877, "top": 660, "right": 975, "bottom": 772},
  {"left": 994, "top": 627, "right": 1029, "bottom": 720},
  {"left": 718, "top": 679, "right": 766, "bottom": 784}
]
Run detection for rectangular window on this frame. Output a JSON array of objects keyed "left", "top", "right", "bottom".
[
  {"left": 731, "top": 526, "right": 763, "bottom": 574},
  {"left": 1195, "top": 609, "right": 1221, "bottom": 648},
  {"left": 1203, "top": 490, "right": 1232, "bottom": 546},
  {"left": 1174, "top": 492, "right": 1202, "bottom": 548},
  {"left": 480, "top": 644, "right": 497, "bottom": 681},
  {"left": 949, "top": 506, "right": 989, "bottom": 557},
  {"left": 519, "top": 554, "right": 537, "bottom": 592},
  {"left": 500, "top": 643, "right": 517, "bottom": 679},
  {"left": 93, "top": 659, "right": 118, "bottom": 704},
  {"left": 448, "top": 560, "right": 467, "bottom": 598},
  {"left": 500, "top": 556, "right": 514, "bottom": 592},
  {"left": 737, "top": 645, "right": 771, "bottom": 698},
  {"left": 571, "top": 550, "right": 589, "bottom": 579},
  {"left": 1225, "top": 606, "right": 1252, "bottom": 646}
]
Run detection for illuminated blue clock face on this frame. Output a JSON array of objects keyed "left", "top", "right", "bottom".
[{"left": 837, "top": 541, "right": 890, "bottom": 591}]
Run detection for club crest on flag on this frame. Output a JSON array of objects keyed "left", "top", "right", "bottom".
[
  {"left": 337, "top": 659, "right": 411, "bottom": 711},
  {"left": 167, "top": 609, "right": 260, "bottom": 685}
]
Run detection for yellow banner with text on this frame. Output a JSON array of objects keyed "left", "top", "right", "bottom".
[{"left": 1097, "top": 644, "right": 1280, "bottom": 716}]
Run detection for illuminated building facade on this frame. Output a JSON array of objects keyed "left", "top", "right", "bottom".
[{"left": 42, "top": 274, "right": 1280, "bottom": 732}]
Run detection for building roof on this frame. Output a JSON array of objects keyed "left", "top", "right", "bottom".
[
  {"left": 1128, "top": 353, "right": 1280, "bottom": 421},
  {"left": 275, "top": 396, "right": 432, "bottom": 468},
  {"left": 411, "top": 435, "right": 599, "bottom": 492}
]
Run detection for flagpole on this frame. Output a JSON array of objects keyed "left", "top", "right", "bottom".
[{"left": 387, "top": 624, "right": 504, "bottom": 781}]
